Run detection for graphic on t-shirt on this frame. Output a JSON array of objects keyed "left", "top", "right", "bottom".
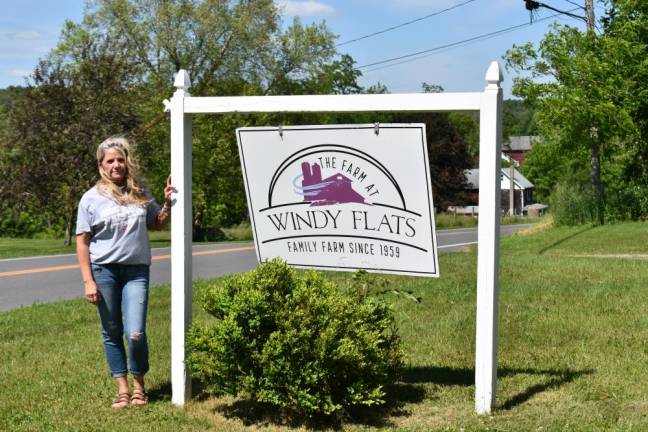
[{"left": 97, "top": 205, "right": 146, "bottom": 236}]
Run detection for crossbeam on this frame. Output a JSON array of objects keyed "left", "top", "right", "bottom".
[{"left": 182, "top": 92, "right": 482, "bottom": 114}]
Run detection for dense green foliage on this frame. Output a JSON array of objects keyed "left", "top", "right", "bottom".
[
  {"left": 550, "top": 182, "right": 598, "bottom": 226},
  {"left": 393, "top": 111, "right": 472, "bottom": 211},
  {"left": 521, "top": 136, "right": 591, "bottom": 203},
  {"left": 186, "top": 259, "right": 403, "bottom": 417},
  {"left": 0, "top": 0, "right": 475, "bottom": 240},
  {"left": 0, "top": 0, "right": 348, "bottom": 240},
  {"left": 505, "top": 0, "right": 648, "bottom": 224},
  {"left": 503, "top": 99, "right": 537, "bottom": 138},
  {"left": 2, "top": 44, "right": 140, "bottom": 244}
]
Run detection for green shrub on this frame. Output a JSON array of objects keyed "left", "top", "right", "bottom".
[
  {"left": 604, "top": 182, "right": 648, "bottom": 222},
  {"left": 0, "top": 208, "right": 55, "bottom": 237},
  {"left": 187, "top": 259, "right": 403, "bottom": 417},
  {"left": 550, "top": 182, "right": 598, "bottom": 226},
  {"left": 435, "top": 212, "right": 477, "bottom": 228},
  {"left": 221, "top": 220, "right": 253, "bottom": 241}
]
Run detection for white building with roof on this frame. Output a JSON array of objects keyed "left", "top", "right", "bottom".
[{"left": 453, "top": 168, "right": 535, "bottom": 215}]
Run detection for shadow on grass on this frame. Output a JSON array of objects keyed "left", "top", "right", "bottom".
[
  {"left": 498, "top": 367, "right": 594, "bottom": 411},
  {"left": 401, "top": 365, "right": 474, "bottom": 386},
  {"left": 538, "top": 226, "right": 594, "bottom": 255},
  {"left": 203, "top": 365, "right": 497, "bottom": 429},
  {"left": 401, "top": 365, "right": 593, "bottom": 411},
  {"left": 184, "top": 365, "right": 592, "bottom": 429},
  {"left": 148, "top": 381, "right": 172, "bottom": 403},
  {"left": 199, "top": 367, "right": 432, "bottom": 430},
  {"left": 148, "top": 379, "right": 215, "bottom": 404},
  {"left": 210, "top": 387, "right": 425, "bottom": 430}
]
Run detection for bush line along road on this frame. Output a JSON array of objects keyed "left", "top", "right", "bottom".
[{"left": 0, "top": 224, "right": 529, "bottom": 311}]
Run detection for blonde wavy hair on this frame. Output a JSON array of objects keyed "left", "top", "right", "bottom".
[{"left": 96, "top": 136, "right": 150, "bottom": 206}]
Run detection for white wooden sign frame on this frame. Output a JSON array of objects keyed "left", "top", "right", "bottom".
[{"left": 165, "top": 62, "right": 503, "bottom": 414}]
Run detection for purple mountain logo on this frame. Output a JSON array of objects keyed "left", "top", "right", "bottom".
[{"left": 294, "top": 162, "right": 365, "bottom": 206}]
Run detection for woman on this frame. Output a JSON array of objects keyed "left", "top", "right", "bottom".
[{"left": 76, "top": 136, "right": 173, "bottom": 408}]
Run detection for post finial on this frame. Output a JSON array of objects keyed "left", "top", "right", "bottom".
[
  {"left": 174, "top": 69, "right": 191, "bottom": 92},
  {"left": 485, "top": 61, "right": 503, "bottom": 89}
]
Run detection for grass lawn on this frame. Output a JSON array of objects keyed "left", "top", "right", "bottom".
[
  {"left": 0, "top": 231, "right": 174, "bottom": 259},
  {"left": 0, "top": 226, "right": 261, "bottom": 259},
  {"left": 2, "top": 221, "right": 648, "bottom": 431},
  {"left": 434, "top": 212, "right": 539, "bottom": 229}
]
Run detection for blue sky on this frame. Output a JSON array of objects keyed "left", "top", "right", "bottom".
[{"left": 1, "top": 0, "right": 600, "bottom": 97}]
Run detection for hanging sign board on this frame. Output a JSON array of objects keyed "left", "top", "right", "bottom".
[{"left": 236, "top": 124, "right": 439, "bottom": 277}]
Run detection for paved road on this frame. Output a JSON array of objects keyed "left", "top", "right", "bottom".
[{"left": 0, "top": 224, "right": 529, "bottom": 311}]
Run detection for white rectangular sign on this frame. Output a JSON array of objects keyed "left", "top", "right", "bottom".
[{"left": 237, "top": 124, "right": 439, "bottom": 277}]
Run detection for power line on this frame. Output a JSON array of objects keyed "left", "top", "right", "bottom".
[
  {"left": 335, "top": 0, "right": 478, "bottom": 47},
  {"left": 560, "top": 0, "right": 586, "bottom": 10},
  {"left": 358, "top": 8, "right": 578, "bottom": 72},
  {"left": 361, "top": 24, "right": 529, "bottom": 73},
  {"left": 524, "top": 0, "right": 586, "bottom": 23},
  {"left": 528, "top": 1, "right": 601, "bottom": 32}
]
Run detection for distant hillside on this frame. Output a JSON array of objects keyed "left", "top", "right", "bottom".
[
  {"left": 503, "top": 99, "right": 537, "bottom": 138},
  {"left": 0, "top": 86, "right": 27, "bottom": 113}
]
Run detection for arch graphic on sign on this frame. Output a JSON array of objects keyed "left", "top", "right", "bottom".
[{"left": 266, "top": 143, "right": 406, "bottom": 210}]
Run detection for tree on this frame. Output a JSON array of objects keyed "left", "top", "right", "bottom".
[
  {"left": 503, "top": 99, "right": 537, "bottom": 138},
  {"left": 387, "top": 85, "right": 472, "bottom": 211},
  {"left": 1, "top": 34, "right": 140, "bottom": 243},
  {"left": 2, "top": 0, "right": 357, "bottom": 239},
  {"left": 602, "top": 0, "right": 648, "bottom": 188},
  {"left": 398, "top": 112, "right": 472, "bottom": 211},
  {"left": 55, "top": 0, "right": 354, "bottom": 238},
  {"left": 521, "top": 136, "right": 591, "bottom": 202},
  {"left": 504, "top": 16, "right": 638, "bottom": 224}
]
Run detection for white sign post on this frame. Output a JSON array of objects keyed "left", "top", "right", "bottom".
[
  {"left": 166, "top": 62, "right": 503, "bottom": 413},
  {"left": 169, "top": 70, "right": 193, "bottom": 405},
  {"left": 475, "top": 64, "right": 504, "bottom": 414}
]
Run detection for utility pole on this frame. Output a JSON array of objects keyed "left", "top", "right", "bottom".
[
  {"left": 509, "top": 162, "right": 515, "bottom": 216},
  {"left": 585, "top": 0, "right": 595, "bottom": 33},
  {"left": 583, "top": 0, "right": 604, "bottom": 224},
  {"left": 503, "top": 152, "right": 516, "bottom": 216}
]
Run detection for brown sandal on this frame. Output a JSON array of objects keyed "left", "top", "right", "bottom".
[
  {"left": 130, "top": 389, "right": 148, "bottom": 406},
  {"left": 111, "top": 392, "right": 130, "bottom": 409}
]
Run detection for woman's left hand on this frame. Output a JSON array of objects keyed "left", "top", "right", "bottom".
[
  {"left": 164, "top": 175, "right": 174, "bottom": 207},
  {"left": 155, "top": 175, "right": 174, "bottom": 229}
]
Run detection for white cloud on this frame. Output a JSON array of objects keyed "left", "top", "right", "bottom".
[
  {"left": 277, "top": 1, "right": 335, "bottom": 16},
  {"left": 5, "top": 31, "right": 45, "bottom": 41},
  {"left": 9, "top": 68, "right": 32, "bottom": 77}
]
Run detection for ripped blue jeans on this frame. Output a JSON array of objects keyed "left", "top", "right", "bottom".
[{"left": 91, "top": 263, "right": 150, "bottom": 378}]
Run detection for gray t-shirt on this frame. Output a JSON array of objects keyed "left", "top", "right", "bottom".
[{"left": 76, "top": 186, "right": 161, "bottom": 265}]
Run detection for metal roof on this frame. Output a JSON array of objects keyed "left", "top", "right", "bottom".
[
  {"left": 503, "top": 135, "right": 540, "bottom": 151},
  {"left": 465, "top": 168, "right": 534, "bottom": 190}
]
